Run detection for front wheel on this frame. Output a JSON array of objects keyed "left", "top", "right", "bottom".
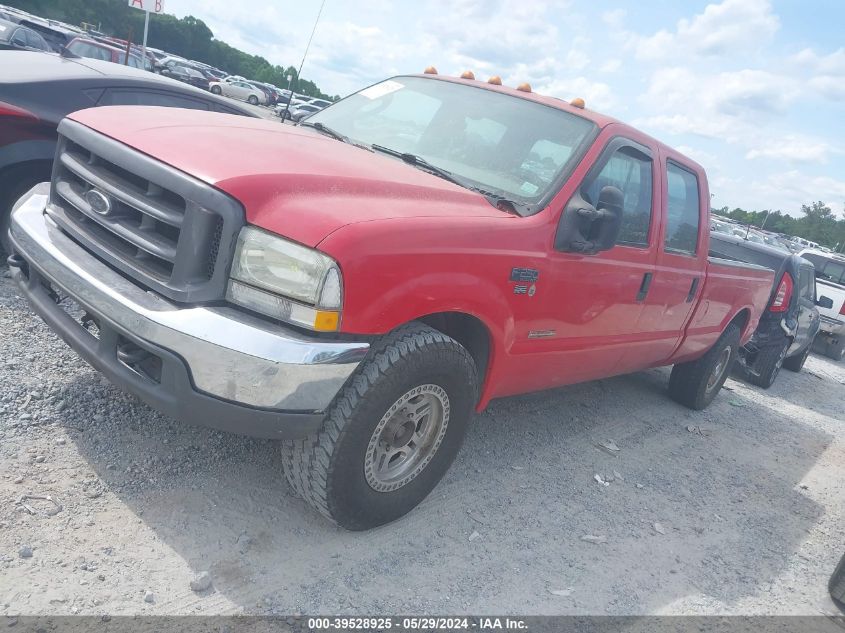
[
  {"left": 282, "top": 323, "right": 478, "bottom": 530},
  {"left": 668, "top": 323, "right": 740, "bottom": 410},
  {"left": 248, "top": 95, "right": 258, "bottom": 105},
  {"left": 210, "top": 85, "right": 222, "bottom": 95}
]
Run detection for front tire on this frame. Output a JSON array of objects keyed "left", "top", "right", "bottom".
[
  {"left": 748, "top": 339, "right": 789, "bottom": 388},
  {"left": 248, "top": 95, "right": 258, "bottom": 105},
  {"left": 210, "top": 85, "right": 222, "bottom": 95},
  {"left": 282, "top": 323, "right": 478, "bottom": 530},
  {"left": 669, "top": 323, "right": 740, "bottom": 410}
]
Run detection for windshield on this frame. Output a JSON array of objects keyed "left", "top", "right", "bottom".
[
  {"left": 307, "top": 76, "right": 597, "bottom": 213},
  {"left": 803, "top": 253, "right": 845, "bottom": 284}
]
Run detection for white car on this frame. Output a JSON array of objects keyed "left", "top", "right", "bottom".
[
  {"left": 223, "top": 75, "right": 248, "bottom": 84},
  {"left": 209, "top": 80, "right": 267, "bottom": 105},
  {"left": 800, "top": 249, "right": 845, "bottom": 360}
]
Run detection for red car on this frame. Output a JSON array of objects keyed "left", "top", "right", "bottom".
[
  {"left": 8, "top": 71, "right": 774, "bottom": 530},
  {"left": 64, "top": 37, "right": 146, "bottom": 70}
]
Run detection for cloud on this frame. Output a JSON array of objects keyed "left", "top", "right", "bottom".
[
  {"left": 790, "top": 47, "right": 845, "bottom": 100},
  {"left": 632, "top": 0, "right": 779, "bottom": 62},
  {"left": 747, "top": 171, "right": 845, "bottom": 213},
  {"left": 635, "top": 67, "right": 798, "bottom": 142},
  {"left": 745, "top": 135, "right": 837, "bottom": 164}
]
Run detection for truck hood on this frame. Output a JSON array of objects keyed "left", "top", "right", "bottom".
[{"left": 67, "top": 106, "right": 509, "bottom": 246}]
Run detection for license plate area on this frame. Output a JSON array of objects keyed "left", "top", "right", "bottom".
[{"left": 45, "top": 281, "right": 101, "bottom": 340}]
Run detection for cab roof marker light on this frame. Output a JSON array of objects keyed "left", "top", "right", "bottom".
[
  {"left": 460, "top": 70, "right": 475, "bottom": 80},
  {"left": 423, "top": 66, "right": 438, "bottom": 74},
  {"left": 487, "top": 76, "right": 502, "bottom": 85},
  {"left": 516, "top": 82, "right": 532, "bottom": 93},
  {"left": 570, "top": 97, "right": 586, "bottom": 109}
]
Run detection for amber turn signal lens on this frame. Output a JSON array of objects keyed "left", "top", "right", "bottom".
[
  {"left": 424, "top": 66, "right": 438, "bottom": 74},
  {"left": 460, "top": 70, "right": 475, "bottom": 80},
  {"left": 516, "top": 82, "right": 532, "bottom": 92},
  {"left": 487, "top": 75, "right": 502, "bottom": 85},
  {"left": 570, "top": 97, "right": 585, "bottom": 109},
  {"left": 313, "top": 310, "right": 340, "bottom": 332}
]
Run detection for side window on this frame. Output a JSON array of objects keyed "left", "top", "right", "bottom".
[
  {"left": 11, "top": 28, "right": 27, "bottom": 46},
  {"left": 98, "top": 89, "right": 211, "bottom": 110},
  {"left": 799, "top": 267, "right": 815, "bottom": 301},
  {"left": 584, "top": 146, "right": 653, "bottom": 248},
  {"left": 664, "top": 162, "right": 701, "bottom": 255}
]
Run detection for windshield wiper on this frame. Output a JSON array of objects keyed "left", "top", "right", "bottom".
[
  {"left": 299, "top": 121, "right": 373, "bottom": 151},
  {"left": 370, "top": 144, "right": 468, "bottom": 188},
  {"left": 298, "top": 121, "right": 349, "bottom": 143},
  {"left": 370, "top": 144, "right": 527, "bottom": 215}
]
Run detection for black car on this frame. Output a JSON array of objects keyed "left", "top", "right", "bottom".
[
  {"left": 0, "top": 51, "right": 256, "bottom": 255},
  {"left": 160, "top": 64, "right": 209, "bottom": 90},
  {"left": 710, "top": 232, "right": 830, "bottom": 387},
  {"left": 0, "top": 17, "right": 51, "bottom": 52},
  {"left": 0, "top": 11, "right": 81, "bottom": 52}
]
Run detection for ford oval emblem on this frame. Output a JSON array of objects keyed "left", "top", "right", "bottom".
[{"left": 85, "top": 189, "right": 112, "bottom": 216}]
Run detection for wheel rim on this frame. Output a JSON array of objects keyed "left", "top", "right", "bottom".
[
  {"left": 364, "top": 384, "right": 450, "bottom": 493},
  {"left": 706, "top": 346, "right": 732, "bottom": 392}
]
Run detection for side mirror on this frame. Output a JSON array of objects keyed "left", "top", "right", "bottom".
[
  {"left": 555, "top": 185, "right": 624, "bottom": 254},
  {"left": 817, "top": 295, "right": 834, "bottom": 309}
]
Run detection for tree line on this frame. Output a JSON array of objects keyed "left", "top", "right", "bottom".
[
  {"left": 714, "top": 201, "right": 845, "bottom": 251},
  {"left": 7, "top": 0, "right": 337, "bottom": 100}
]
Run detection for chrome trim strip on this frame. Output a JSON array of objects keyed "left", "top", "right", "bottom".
[{"left": 11, "top": 193, "right": 369, "bottom": 411}]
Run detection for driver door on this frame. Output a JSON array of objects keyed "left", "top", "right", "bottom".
[{"left": 535, "top": 135, "right": 660, "bottom": 387}]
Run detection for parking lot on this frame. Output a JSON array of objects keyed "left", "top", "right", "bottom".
[{"left": 1, "top": 261, "right": 843, "bottom": 616}]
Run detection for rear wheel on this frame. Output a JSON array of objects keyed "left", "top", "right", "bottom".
[
  {"left": 248, "top": 95, "right": 258, "bottom": 105},
  {"left": 783, "top": 344, "right": 811, "bottom": 372},
  {"left": 748, "top": 339, "right": 789, "bottom": 388},
  {"left": 210, "top": 85, "right": 222, "bottom": 95},
  {"left": 281, "top": 323, "right": 478, "bottom": 530},
  {"left": 669, "top": 323, "right": 740, "bottom": 410}
]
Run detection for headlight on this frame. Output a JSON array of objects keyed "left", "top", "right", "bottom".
[{"left": 226, "top": 226, "right": 342, "bottom": 331}]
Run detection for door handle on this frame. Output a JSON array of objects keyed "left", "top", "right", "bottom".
[
  {"left": 636, "top": 272, "right": 653, "bottom": 303},
  {"left": 686, "top": 277, "right": 700, "bottom": 303}
]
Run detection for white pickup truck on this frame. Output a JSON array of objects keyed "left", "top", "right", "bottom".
[{"left": 801, "top": 249, "right": 845, "bottom": 361}]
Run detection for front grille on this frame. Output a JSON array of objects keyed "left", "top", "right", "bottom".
[{"left": 46, "top": 118, "right": 244, "bottom": 303}]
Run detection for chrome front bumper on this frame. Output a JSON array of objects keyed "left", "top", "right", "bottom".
[{"left": 8, "top": 188, "right": 370, "bottom": 438}]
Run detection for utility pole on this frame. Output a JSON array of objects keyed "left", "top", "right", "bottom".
[{"left": 141, "top": 9, "right": 150, "bottom": 65}]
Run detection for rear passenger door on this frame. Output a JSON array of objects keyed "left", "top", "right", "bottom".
[{"left": 631, "top": 155, "right": 707, "bottom": 366}]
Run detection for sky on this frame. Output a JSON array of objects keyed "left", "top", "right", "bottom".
[{"left": 162, "top": 0, "right": 845, "bottom": 217}]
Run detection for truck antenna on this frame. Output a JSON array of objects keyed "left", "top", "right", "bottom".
[{"left": 281, "top": 0, "right": 327, "bottom": 122}]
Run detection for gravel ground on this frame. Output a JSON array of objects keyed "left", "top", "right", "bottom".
[{"left": 1, "top": 260, "right": 843, "bottom": 617}]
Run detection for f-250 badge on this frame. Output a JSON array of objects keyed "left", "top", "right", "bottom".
[{"left": 510, "top": 268, "right": 539, "bottom": 296}]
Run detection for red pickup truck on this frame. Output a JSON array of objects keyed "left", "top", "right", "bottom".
[{"left": 7, "top": 71, "right": 774, "bottom": 530}]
